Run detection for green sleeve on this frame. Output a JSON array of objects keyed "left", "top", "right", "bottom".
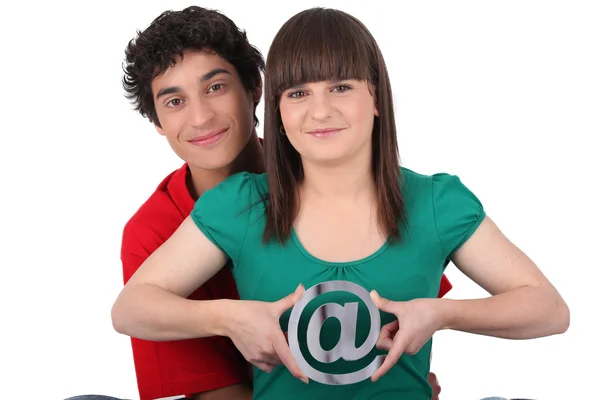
[
  {"left": 190, "top": 172, "right": 254, "bottom": 265},
  {"left": 432, "top": 173, "right": 486, "bottom": 264}
]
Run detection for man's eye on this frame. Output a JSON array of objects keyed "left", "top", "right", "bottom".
[
  {"left": 208, "top": 84, "right": 224, "bottom": 92},
  {"left": 167, "top": 99, "right": 183, "bottom": 107}
]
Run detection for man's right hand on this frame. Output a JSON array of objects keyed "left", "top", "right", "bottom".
[
  {"left": 428, "top": 372, "right": 441, "bottom": 400},
  {"left": 224, "top": 284, "right": 308, "bottom": 384}
]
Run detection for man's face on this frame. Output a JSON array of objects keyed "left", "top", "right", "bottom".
[{"left": 152, "top": 50, "right": 260, "bottom": 171}]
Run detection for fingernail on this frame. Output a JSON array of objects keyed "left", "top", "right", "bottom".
[{"left": 301, "top": 377, "right": 309, "bottom": 384}]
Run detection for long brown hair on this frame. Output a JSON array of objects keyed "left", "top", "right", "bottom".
[{"left": 263, "top": 8, "right": 405, "bottom": 244}]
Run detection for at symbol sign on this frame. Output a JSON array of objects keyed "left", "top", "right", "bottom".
[{"left": 287, "top": 280, "right": 384, "bottom": 385}]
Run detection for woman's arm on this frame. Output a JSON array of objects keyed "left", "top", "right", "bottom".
[
  {"left": 370, "top": 216, "right": 569, "bottom": 381},
  {"left": 111, "top": 215, "right": 308, "bottom": 381},
  {"left": 439, "top": 215, "right": 570, "bottom": 338},
  {"left": 111, "top": 216, "right": 232, "bottom": 340}
]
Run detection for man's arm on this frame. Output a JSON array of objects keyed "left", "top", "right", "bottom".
[{"left": 190, "top": 382, "right": 252, "bottom": 400}]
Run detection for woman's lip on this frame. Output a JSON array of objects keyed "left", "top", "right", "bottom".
[{"left": 306, "top": 128, "right": 343, "bottom": 137}]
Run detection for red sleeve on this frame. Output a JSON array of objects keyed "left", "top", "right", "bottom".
[
  {"left": 437, "top": 274, "right": 452, "bottom": 298},
  {"left": 121, "top": 228, "right": 250, "bottom": 400}
]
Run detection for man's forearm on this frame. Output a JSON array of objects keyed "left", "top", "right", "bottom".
[
  {"left": 439, "top": 285, "right": 569, "bottom": 339},
  {"left": 192, "top": 381, "right": 253, "bottom": 400},
  {"left": 112, "top": 283, "right": 234, "bottom": 340}
]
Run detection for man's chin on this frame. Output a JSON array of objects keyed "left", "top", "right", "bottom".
[{"left": 187, "top": 154, "right": 241, "bottom": 173}]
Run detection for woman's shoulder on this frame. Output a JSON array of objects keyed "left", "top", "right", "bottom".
[
  {"left": 191, "top": 171, "right": 268, "bottom": 219},
  {"left": 207, "top": 171, "right": 268, "bottom": 199},
  {"left": 189, "top": 172, "right": 269, "bottom": 262},
  {"left": 399, "top": 165, "right": 484, "bottom": 222},
  {"left": 399, "top": 166, "right": 435, "bottom": 196},
  {"left": 400, "top": 166, "right": 468, "bottom": 193}
]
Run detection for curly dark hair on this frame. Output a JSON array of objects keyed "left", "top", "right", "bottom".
[{"left": 122, "top": 6, "right": 265, "bottom": 127}]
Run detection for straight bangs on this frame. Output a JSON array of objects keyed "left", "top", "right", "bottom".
[
  {"left": 262, "top": 8, "right": 405, "bottom": 245},
  {"left": 266, "top": 8, "right": 375, "bottom": 101}
]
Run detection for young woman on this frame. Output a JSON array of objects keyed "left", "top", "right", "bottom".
[{"left": 112, "top": 8, "right": 569, "bottom": 400}]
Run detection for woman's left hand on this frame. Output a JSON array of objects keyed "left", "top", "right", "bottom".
[{"left": 369, "top": 291, "right": 444, "bottom": 382}]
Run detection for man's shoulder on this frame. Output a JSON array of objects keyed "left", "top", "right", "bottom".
[
  {"left": 121, "top": 168, "right": 189, "bottom": 253},
  {"left": 123, "top": 188, "right": 181, "bottom": 234}
]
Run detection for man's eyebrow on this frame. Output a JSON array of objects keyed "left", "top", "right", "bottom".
[
  {"left": 155, "top": 68, "right": 232, "bottom": 100},
  {"left": 156, "top": 86, "right": 182, "bottom": 99},
  {"left": 199, "top": 68, "right": 232, "bottom": 82}
]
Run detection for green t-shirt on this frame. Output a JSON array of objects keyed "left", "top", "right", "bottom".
[{"left": 191, "top": 167, "right": 485, "bottom": 400}]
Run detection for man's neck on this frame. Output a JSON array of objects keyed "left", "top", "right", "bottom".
[{"left": 187, "top": 133, "right": 265, "bottom": 200}]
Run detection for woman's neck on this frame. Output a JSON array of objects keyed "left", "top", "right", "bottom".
[{"left": 300, "top": 150, "right": 374, "bottom": 201}]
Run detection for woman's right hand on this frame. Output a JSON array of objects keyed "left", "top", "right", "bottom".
[{"left": 225, "top": 284, "right": 309, "bottom": 384}]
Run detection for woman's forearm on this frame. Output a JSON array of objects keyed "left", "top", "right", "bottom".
[
  {"left": 111, "top": 283, "right": 234, "bottom": 341},
  {"left": 439, "top": 285, "right": 570, "bottom": 339}
]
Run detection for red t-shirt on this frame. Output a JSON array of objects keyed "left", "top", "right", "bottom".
[
  {"left": 121, "top": 163, "right": 452, "bottom": 399},
  {"left": 121, "top": 164, "right": 250, "bottom": 399}
]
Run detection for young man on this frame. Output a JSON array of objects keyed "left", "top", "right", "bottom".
[{"left": 118, "top": 6, "right": 450, "bottom": 400}]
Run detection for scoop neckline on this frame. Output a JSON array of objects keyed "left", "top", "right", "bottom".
[{"left": 291, "top": 227, "right": 390, "bottom": 268}]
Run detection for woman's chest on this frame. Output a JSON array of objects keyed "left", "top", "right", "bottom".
[
  {"left": 233, "top": 237, "right": 443, "bottom": 381},
  {"left": 233, "top": 232, "right": 445, "bottom": 306}
]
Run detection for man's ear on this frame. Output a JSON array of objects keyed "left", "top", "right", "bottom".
[
  {"left": 252, "top": 75, "right": 263, "bottom": 103},
  {"left": 154, "top": 123, "right": 166, "bottom": 136}
]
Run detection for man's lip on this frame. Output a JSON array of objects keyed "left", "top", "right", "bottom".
[{"left": 188, "top": 128, "right": 228, "bottom": 142}]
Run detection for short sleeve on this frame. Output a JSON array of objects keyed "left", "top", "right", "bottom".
[
  {"left": 190, "top": 172, "right": 254, "bottom": 265},
  {"left": 432, "top": 173, "right": 486, "bottom": 264}
]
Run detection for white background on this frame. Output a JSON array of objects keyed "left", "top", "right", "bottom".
[{"left": 1, "top": 1, "right": 598, "bottom": 399}]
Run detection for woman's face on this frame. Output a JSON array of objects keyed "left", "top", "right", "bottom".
[{"left": 279, "top": 79, "right": 379, "bottom": 167}]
